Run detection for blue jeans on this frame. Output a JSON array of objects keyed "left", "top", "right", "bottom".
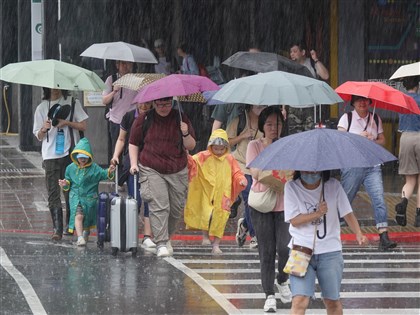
[
  {"left": 290, "top": 250, "right": 344, "bottom": 300},
  {"left": 340, "top": 165, "right": 387, "bottom": 229},
  {"left": 241, "top": 174, "right": 255, "bottom": 237},
  {"left": 127, "top": 173, "right": 149, "bottom": 217}
]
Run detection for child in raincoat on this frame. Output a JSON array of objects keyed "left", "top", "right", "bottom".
[
  {"left": 58, "top": 138, "right": 115, "bottom": 246},
  {"left": 184, "top": 129, "right": 247, "bottom": 254}
]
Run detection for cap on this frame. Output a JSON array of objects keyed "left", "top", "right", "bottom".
[
  {"left": 154, "top": 39, "right": 164, "bottom": 48},
  {"left": 76, "top": 153, "right": 89, "bottom": 159}
]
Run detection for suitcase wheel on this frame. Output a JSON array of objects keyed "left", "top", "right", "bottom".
[{"left": 111, "top": 247, "right": 118, "bottom": 256}]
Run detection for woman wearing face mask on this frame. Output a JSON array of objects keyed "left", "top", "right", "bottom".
[
  {"left": 226, "top": 105, "right": 267, "bottom": 249},
  {"left": 246, "top": 106, "right": 292, "bottom": 312},
  {"left": 284, "top": 170, "right": 368, "bottom": 315}
]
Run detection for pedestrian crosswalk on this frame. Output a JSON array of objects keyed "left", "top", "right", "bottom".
[{"left": 168, "top": 243, "right": 420, "bottom": 314}]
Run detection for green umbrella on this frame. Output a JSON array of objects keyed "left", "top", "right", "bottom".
[{"left": 0, "top": 59, "right": 106, "bottom": 91}]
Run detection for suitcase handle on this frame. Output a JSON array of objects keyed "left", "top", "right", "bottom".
[
  {"left": 114, "top": 163, "right": 119, "bottom": 195},
  {"left": 133, "top": 171, "right": 138, "bottom": 200}
]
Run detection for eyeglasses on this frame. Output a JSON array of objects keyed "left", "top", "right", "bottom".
[{"left": 155, "top": 100, "right": 172, "bottom": 108}]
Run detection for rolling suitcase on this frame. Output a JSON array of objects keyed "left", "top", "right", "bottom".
[
  {"left": 110, "top": 172, "right": 139, "bottom": 257},
  {"left": 96, "top": 191, "right": 115, "bottom": 249}
]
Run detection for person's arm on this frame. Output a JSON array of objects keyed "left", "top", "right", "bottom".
[
  {"left": 180, "top": 121, "right": 196, "bottom": 151},
  {"left": 310, "top": 50, "right": 329, "bottom": 80},
  {"left": 56, "top": 119, "right": 87, "bottom": 132},
  {"left": 212, "top": 120, "right": 223, "bottom": 132},
  {"left": 111, "top": 128, "right": 127, "bottom": 165},
  {"left": 102, "top": 76, "right": 120, "bottom": 105},
  {"left": 375, "top": 133, "right": 386, "bottom": 146},
  {"left": 289, "top": 201, "right": 328, "bottom": 227},
  {"left": 343, "top": 212, "right": 369, "bottom": 245},
  {"left": 129, "top": 143, "right": 139, "bottom": 174}
]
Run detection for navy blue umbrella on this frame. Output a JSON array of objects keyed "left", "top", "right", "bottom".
[{"left": 248, "top": 128, "right": 397, "bottom": 171}]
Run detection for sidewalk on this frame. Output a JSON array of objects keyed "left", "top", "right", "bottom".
[{"left": 1, "top": 134, "right": 419, "bottom": 243}]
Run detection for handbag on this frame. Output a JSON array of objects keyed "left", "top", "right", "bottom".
[
  {"left": 283, "top": 180, "right": 324, "bottom": 277},
  {"left": 248, "top": 188, "right": 276, "bottom": 213}
]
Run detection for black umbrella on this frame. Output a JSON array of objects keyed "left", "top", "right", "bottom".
[{"left": 222, "top": 51, "right": 313, "bottom": 77}]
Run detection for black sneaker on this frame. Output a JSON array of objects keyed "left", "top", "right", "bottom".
[
  {"left": 235, "top": 218, "right": 248, "bottom": 247},
  {"left": 395, "top": 198, "right": 408, "bottom": 226},
  {"left": 229, "top": 198, "right": 241, "bottom": 219},
  {"left": 414, "top": 209, "right": 420, "bottom": 228}
]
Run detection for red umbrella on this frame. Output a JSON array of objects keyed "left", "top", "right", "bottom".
[{"left": 335, "top": 81, "right": 420, "bottom": 115}]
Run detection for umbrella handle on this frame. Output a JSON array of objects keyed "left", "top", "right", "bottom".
[{"left": 316, "top": 214, "right": 327, "bottom": 239}]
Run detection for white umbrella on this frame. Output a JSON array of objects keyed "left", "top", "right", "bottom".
[
  {"left": 80, "top": 41, "right": 158, "bottom": 64},
  {"left": 389, "top": 61, "right": 420, "bottom": 80}
]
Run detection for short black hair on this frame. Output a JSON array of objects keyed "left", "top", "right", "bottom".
[
  {"left": 177, "top": 43, "right": 189, "bottom": 53},
  {"left": 257, "top": 106, "right": 284, "bottom": 135},
  {"left": 402, "top": 75, "right": 420, "bottom": 90},
  {"left": 290, "top": 41, "right": 307, "bottom": 51},
  {"left": 350, "top": 95, "right": 371, "bottom": 106}
]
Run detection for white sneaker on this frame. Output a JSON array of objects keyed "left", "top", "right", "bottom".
[
  {"left": 142, "top": 238, "right": 156, "bottom": 248},
  {"left": 166, "top": 240, "right": 173, "bottom": 255},
  {"left": 156, "top": 246, "right": 170, "bottom": 257},
  {"left": 76, "top": 237, "right": 86, "bottom": 247},
  {"left": 277, "top": 281, "right": 292, "bottom": 303},
  {"left": 263, "top": 295, "right": 277, "bottom": 312},
  {"left": 249, "top": 236, "right": 258, "bottom": 249}
]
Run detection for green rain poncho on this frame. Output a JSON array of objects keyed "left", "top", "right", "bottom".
[{"left": 62, "top": 138, "right": 114, "bottom": 233}]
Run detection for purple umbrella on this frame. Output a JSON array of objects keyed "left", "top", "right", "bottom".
[
  {"left": 133, "top": 74, "right": 219, "bottom": 104},
  {"left": 248, "top": 128, "right": 397, "bottom": 172}
]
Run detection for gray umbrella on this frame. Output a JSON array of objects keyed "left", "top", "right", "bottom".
[
  {"left": 248, "top": 128, "right": 397, "bottom": 172},
  {"left": 222, "top": 51, "right": 313, "bottom": 77}
]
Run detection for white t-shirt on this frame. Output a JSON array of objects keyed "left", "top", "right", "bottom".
[
  {"left": 33, "top": 97, "right": 88, "bottom": 160},
  {"left": 284, "top": 178, "right": 353, "bottom": 254},
  {"left": 337, "top": 110, "right": 383, "bottom": 140}
]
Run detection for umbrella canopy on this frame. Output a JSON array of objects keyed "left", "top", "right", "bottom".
[
  {"left": 248, "top": 128, "right": 397, "bottom": 172},
  {"left": 212, "top": 71, "right": 343, "bottom": 106},
  {"left": 222, "top": 51, "right": 313, "bottom": 77},
  {"left": 0, "top": 59, "right": 106, "bottom": 91},
  {"left": 203, "top": 84, "right": 226, "bottom": 105},
  {"left": 113, "top": 73, "right": 166, "bottom": 91},
  {"left": 80, "top": 41, "right": 158, "bottom": 64},
  {"left": 335, "top": 81, "right": 420, "bottom": 115},
  {"left": 389, "top": 62, "right": 420, "bottom": 80},
  {"left": 133, "top": 74, "right": 220, "bottom": 104}
]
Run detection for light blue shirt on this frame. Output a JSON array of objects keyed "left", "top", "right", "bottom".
[
  {"left": 398, "top": 92, "right": 420, "bottom": 132},
  {"left": 181, "top": 55, "right": 199, "bottom": 75}
]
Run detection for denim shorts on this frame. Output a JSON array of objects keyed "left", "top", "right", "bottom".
[{"left": 289, "top": 250, "right": 344, "bottom": 300}]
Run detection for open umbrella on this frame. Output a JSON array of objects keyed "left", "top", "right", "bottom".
[
  {"left": 222, "top": 51, "right": 313, "bottom": 77},
  {"left": 133, "top": 74, "right": 219, "bottom": 104},
  {"left": 80, "top": 41, "right": 158, "bottom": 64},
  {"left": 389, "top": 61, "right": 420, "bottom": 80},
  {"left": 0, "top": 59, "right": 106, "bottom": 91},
  {"left": 248, "top": 128, "right": 397, "bottom": 172},
  {"left": 335, "top": 81, "right": 420, "bottom": 115},
  {"left": 212, "top": 71, "right": 343, "bottom": 106},
  {"left": 113, "top": 73, "right": 166, "bottom": 91}
]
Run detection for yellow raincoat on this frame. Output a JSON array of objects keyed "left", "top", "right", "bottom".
[{"left": 184, "top": 129, "right": 246, "bottom": 238}]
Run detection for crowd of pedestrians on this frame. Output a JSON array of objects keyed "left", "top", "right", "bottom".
[{"left": 31, "top": 38, "right": 419, "bottom": 314}]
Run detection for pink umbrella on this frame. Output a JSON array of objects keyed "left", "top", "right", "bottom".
[{"left": 133, "top": 74, "right": 220, "bottom": 104}]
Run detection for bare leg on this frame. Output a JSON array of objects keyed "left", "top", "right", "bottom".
[
  {"left": 290, "top": 296, "right": 310, "bottom": 315},
  {"left": 144, "top": 217, "right": 153, "bottom": 237},
  {"left": 202, "top": 230, "right": 211, "bottom": 245},
  {"left": 212, "top": 237, "right": 223, "bottom": 255},
  {"left": 323, "top": 298, "right": 343, "bottom": 315},
  {"left": 402, "top": 175, "right": 417, "bottom": 200},
  {"left": 75, "top": 213, "right": 84, "bottom": 237}
]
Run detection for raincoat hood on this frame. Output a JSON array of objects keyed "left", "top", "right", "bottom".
[
  {"left": 71, "top": 137, "right": 93, "bottom": 168},
  {"left": 207, "top": 129, "right": 230, "bottom": 155}
]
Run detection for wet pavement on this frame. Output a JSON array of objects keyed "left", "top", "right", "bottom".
[{"left": 1, "top": 134, "right": 420, "bottom": 314}]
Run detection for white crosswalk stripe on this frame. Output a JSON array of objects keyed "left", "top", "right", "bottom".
[{"left": 171, "top": 243, "right": 420, "bottom": 314}]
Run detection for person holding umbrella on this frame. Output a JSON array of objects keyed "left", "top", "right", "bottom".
[
  {"left": 128, "top": 97, "right": 196, "bottom": 257},
  {"left": 33, "top": 88, "right": 88, "bottom": 240},
  {"left": 337, "top": 95, "right": 397, "bottom": 251},
  {"left": 394, "top": 75, "right": 420, "bottom": 227},
  {"left": 284, "top": 170, "right": 368, "bottom": 315},
  {"left": 102, "top": 60, "right": 137, "bottom": 165},
  {"left": 246, "top": 106, "right": 292, "bottom": 312}
]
